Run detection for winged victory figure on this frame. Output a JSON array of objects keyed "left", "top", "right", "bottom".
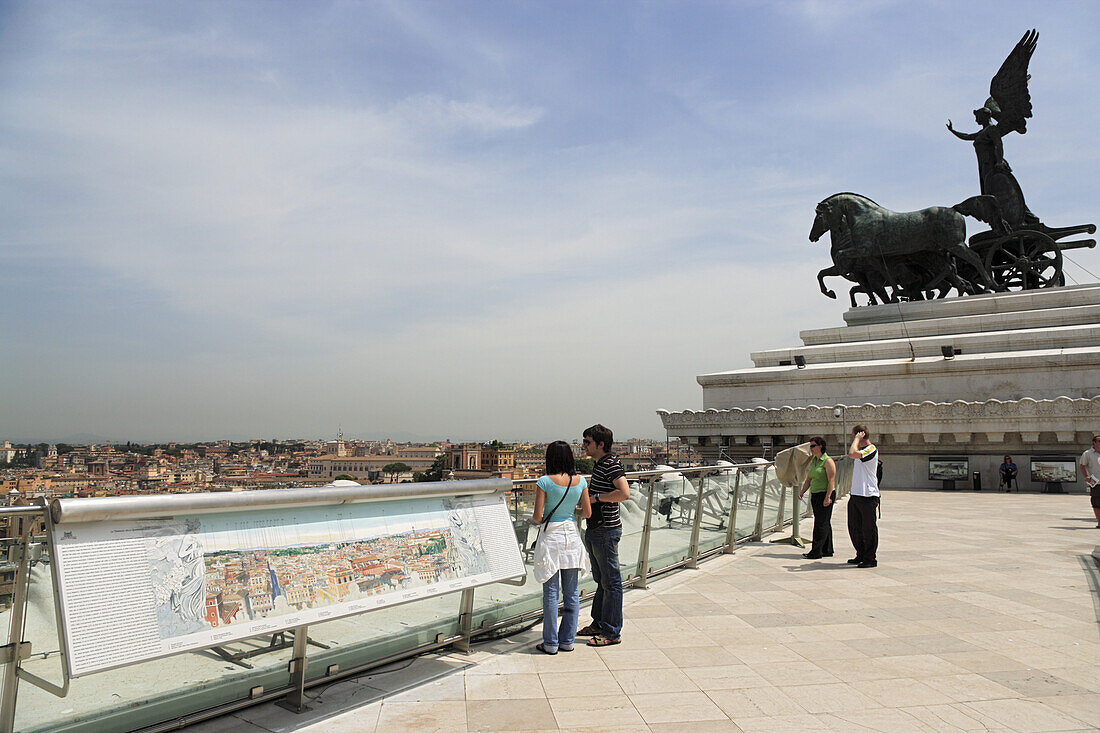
[{"left": 946, "top": 29, "right": 1041, "bottom": 230}]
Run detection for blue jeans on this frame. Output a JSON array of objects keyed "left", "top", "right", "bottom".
[
  {"left": 542, "top": 568, "right": 580, "bottom": 651},
  {"left": 583, "top": 524, "right": 623, "bottom": 639}
]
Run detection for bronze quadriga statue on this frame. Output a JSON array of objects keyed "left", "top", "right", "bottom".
[{"left": 814, "top": 30, "right": 1094, "bottom": 305}]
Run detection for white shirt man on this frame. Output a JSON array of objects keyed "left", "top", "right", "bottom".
[
  {"left": 846, "top": 426, "right": 880, "bottom": 567},
  {"left": 1080, "top": 435, "right": 1100, "bottom": 528}
]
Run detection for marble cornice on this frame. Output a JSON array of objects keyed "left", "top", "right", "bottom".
[{"left": 657, "top": 396, "right": 1100, "bottom": 431}]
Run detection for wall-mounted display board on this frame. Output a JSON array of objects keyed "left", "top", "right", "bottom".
[
  {"left": 1030, "top": 457, "right": 1078, "bottom": 483},
  {"left": 928, "top": 456, "right": 969, "bottom": 481},
  {"left": 48, "top": 487, "right": 523, "bottom": 677}
]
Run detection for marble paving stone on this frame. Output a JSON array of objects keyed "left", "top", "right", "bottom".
[
  {"left": 1032, "top": 693, "right": 1100, "bottom": 729},
  {"left": 723, "top": 644, "right": 806, "bottom": 664},
  {"left": 919, "top": 673, "right": 1021, "bottom": 702},
  {"left": 824, "top": 707, "right": 937, "bottom": 733},
  {"left": 731, "top": 712, "right": 834, "bottom": 732},
  {"left": 961, "top": 698, "right": 1090, "bottom": 731},
  {"left": 388, "top": 672, "right": 467, "bottom": 702},
  {"left": 627, "top": 690, "right": 729, "bottom": 724},
  {"left": 900, "top": 703, "right": 1006, "bottom": 731},
  {"left": 661, "top": 644, "right": 743, "bottom": 668},
  {"left": 547, "top": 694, "right": 647, "bottom": 730},
  {"left": 466, "top": 698, "right": 557, "bottom": 731},
  {"left": 685, "top": 664, "right": 774, "bottom": 691},
  {"left": 705, "top": 686, "right": 808, "bottom": 718},
  {"left": 841, "top": 636, "right": 924, "bottom": 658},
  {"left": 866, "top": 653, "right": 971, "bottom": 679},
  {"left": 745, "top": 660, "right": 842, "bottom": 687},
  {"left": 1039, "top": 665, "right": 1100, "bottom": 693},
  {"left": 538, "top": 669, "right": 624, "bottom": 698},
  {"left": 593, "top": 647, "right": 677, "bottom": 670},
  {"left": 611, "top": 667, "right": 699, "bottom": 695},
  {"left": 464, "top": 672, "right": 545, "bottom": 700},
  {"left": 775, "top": 682, "right": 882, "bottom": 714},
  {"left": 934, "top": 650, "right": 1030, "bottom": 673},
  {"left": 979, "top": 669, "right": 1093, "bottom": 698},
  {"left": 850, "top": 677, "right": 957, "bottom": 707},
  {"left": 646, "top": 721, "right": 745, "bottom": 733},
  {"left": 374, "top": 700, "right": 467, "bottom": 732},
  {"left": 641, "top": 627, "right": 716, "bottom": 648}
]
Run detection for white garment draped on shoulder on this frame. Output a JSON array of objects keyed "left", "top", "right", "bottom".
[{"left": 533, "top": 520, "right": 590, "bottom": 584}]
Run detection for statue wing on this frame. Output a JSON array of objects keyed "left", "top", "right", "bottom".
[{"left": 990, "top": 29, "right": 1038, "bottom": 133}]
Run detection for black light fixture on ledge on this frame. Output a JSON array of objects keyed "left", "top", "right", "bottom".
[
  {"left": 941, "top": 345, "right": 955, "bottom": 360},
  {"left": 794, "top": 355, "right": 806, "bottom": 368}
]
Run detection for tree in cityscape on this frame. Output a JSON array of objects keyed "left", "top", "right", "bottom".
[
  {"left": 575, "top": 457, "right": 595, "bottom": 474},
  {"left": 414, "top": 454, "right": 447, "bottom": 482},
  {"left": 382, "top": 462, "right": 411, "bottom": 483},
  {"left": 333, "top": 474, "right": 355, "bottom": 482}
]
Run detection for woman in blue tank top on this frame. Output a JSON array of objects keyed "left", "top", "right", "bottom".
[{"left": 532, "top": 441, "right": 591, "bottom": 654}]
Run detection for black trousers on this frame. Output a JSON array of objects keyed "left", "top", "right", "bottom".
[
  {"left": 847, "top": 495, "right": 879, "bottom": 563},
  {"left": 809, "top": 492, "right": 834, "bottom": 556}
]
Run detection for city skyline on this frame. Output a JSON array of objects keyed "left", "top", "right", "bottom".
[{"left": 3, "top": 2, "right": 1099, "bottom": 443}]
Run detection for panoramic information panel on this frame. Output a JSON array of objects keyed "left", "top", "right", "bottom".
[{"left": 51, "top": 492, "right": 524, "bottom": 677}]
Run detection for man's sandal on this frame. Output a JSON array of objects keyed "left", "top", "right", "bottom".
[
  {"left": 586, "top": 635, "right": 621, "bottom": 647},
  {"left": 576, "top": 624, "right": 600, "bottom": 636}
]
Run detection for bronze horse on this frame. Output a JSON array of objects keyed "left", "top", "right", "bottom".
[{"left": 810, "top": 192, "right": 997, "bottom": 306}]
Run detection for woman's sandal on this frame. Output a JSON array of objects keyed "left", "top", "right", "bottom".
[
  {"left": 586, "top": 635, "right": 621, "bottom": 647},
  {"left": 535, "top": 643, "right": 557, "bottom": 655}
]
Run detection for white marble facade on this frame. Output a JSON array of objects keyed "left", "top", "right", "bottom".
[{"left": 659, "top": 283, "right": 1100, "bottom": 491}]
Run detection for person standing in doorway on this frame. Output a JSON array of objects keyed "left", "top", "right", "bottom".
[
  {"left": 799, "top": 437, "right": 836, "bottom": 559},
  {"left": 1079, "top": 435, "right": 1100, "bottom": 529},
  {"left": 999, "top": 456, "right": 1018, "bottom": 491},
  {"left": 846, "top": 426, "right": 880, "bottom": 568},
  {"left": 577, "top": 424, "right": 629, "bottom": 646}
]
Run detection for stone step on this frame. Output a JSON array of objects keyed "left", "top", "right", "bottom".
[
  {"left": 752, "top": 323, "right": 1100, "bottom": 366},
  {"left": 800, "top": 302, "right": 1100, "bottom": 345},
  {"left": 840, "top": 282, "right": 1100, "bottom": 327},
  {"left": 697, "top": 346, "right": 1100, "bottom": 409}
]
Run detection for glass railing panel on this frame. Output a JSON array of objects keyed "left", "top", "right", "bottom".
[
  {"left": 695, "top": 470, "right": 735, "bottom": 554},
  {"left": 642, "top": 474, "right": 697, "bottom": 573},
  {"left": 302, "top": 593, "right": 461, "bottom": 684},
  {"left": 473, "top": 486, "right": 543, "bottom": 629},
  {"left": 732, "top": 468, "right": 764, "bottom": 541},
  {"left": 759, "top": 469, "right": 784, "bottom": 532}
]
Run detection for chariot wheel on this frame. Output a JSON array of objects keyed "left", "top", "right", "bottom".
[{"left": 981, "top": 230, "right": 1064, "bottom": 291}]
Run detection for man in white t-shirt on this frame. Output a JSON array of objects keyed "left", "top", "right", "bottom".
[
  {"left": 846, "top": 425, "right": 880, "bottom": 568},
  {"left": 1080, "top": 435, "right": 1100, "bottom": 529}
]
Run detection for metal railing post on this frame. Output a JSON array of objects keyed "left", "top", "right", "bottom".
[
  {"left": 0, "top": 525, "right": 32, "bottom": 733},
  {"left": 453, "top": 588, "right": 475, "bottom": 653},
  {"left": 776, "top": 483, "right": 787, "bottom": 527},
  {"left": 686, "top": 475, "right": 706, "bottom": 568},
  {"left": 752, "top": 466, "right": 769, "bottom": 540},
  {"left": 275, "top": 625, "right": 311, "bottom": 713},
  {"left": 723, "top": 469, "right": 742, "bottom": 553},
  {"left": 633, "top": 477, "right": 656, "bottom": 589}
]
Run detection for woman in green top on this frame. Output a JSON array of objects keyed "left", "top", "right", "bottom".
[{"left": 798, "top": 436, "right": 837, "bottom": 560}]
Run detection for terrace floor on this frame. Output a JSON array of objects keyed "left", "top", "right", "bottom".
[{"left": 185, "top": 490, "right": 1100, "bottom": 733}]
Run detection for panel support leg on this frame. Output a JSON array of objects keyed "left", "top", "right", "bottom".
[
  {"left": 453, "top": 588, "right": 475, "bottom": 653},
  {"left": 275, "top": 625, "right": 311, "bottom": 714}
]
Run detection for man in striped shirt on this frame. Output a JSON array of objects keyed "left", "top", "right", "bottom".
[{"left": 577, "top": 423, "right": 630, "bottom": 646}]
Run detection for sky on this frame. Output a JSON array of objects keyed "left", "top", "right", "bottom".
[{"left": 2, "top": 1, "right": 1099, "bottom": 444}]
